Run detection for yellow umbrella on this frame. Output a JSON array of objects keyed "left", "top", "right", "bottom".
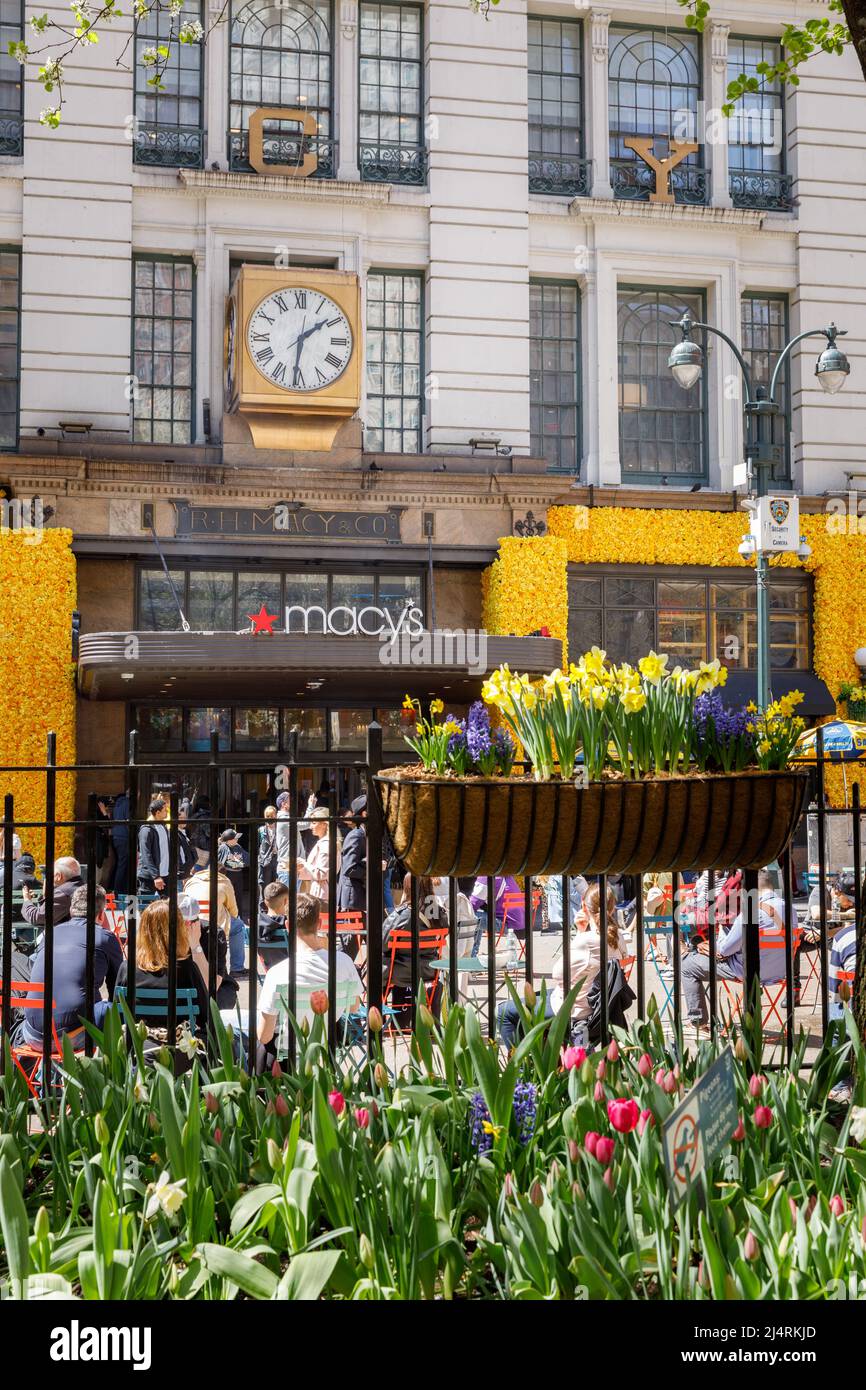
[{"left": 792, "top": 718, "right": 866, "bottom": 806}]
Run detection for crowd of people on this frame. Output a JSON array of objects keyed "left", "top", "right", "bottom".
[{"left": 0, "top": 797, "right": 861, "bottom": 1073}]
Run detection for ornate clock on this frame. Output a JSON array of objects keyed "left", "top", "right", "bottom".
[{"left": 225, "top": 266, "right": 361, "bottom": 450}]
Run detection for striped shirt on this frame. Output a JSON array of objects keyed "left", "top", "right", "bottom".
[{"left": 829, "top": 924, "right": 857, "bottom": 997}]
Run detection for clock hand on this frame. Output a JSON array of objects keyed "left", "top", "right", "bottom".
[{"left": 284, "top": 318, "right": 329, "bottom": 356}]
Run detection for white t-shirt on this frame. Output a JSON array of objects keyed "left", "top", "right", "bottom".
[
  {"left": 550, "top": 928, "right": 630, "bottom": 1018},
  {"left": 257, "top": 940, "right": 362, "bottom": 1054}
]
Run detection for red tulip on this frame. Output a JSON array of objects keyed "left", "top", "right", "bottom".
[
  {"left": 596, "top": 1059, "right": 606, "bottom": 1081},
  {"left": 662, "top": 1071, "right": 677, "bottom": 1095},
  {"left": 205, "top": 1091, "right": 218, "bottom": 1114},
  {"left": 748, "top": 1073, "right": 764, "bottom": 1098},
  {"left": 753, "top": 1105, "right": 773, "bottom": 1129},
  {"left": 639, "top": 1108, "right": 655, "bottom": 1135},
  {"left": 606, "top": 1039, "right": 620, "bottom": 1063},
  {"left": 584, "top": 1130, "right": 600, "bottom": 1156},
  {"left": 328, "top": 1090, "right": 345, "bottom": 1116},
  {"left": 594, "top": 1081, "right": 605, "bottom": 1102},
  {"left": 602, "top": 1165, "right": 615, "bottom": 1192},
  {"left": 271, "top": 1058, "right": 282, "bottom": 1078},
  {"left": 637, "top": 1053, "right": 652, "bottom": 1077},
  {"left": 214, "top": 1127, "right": 222, "bottom": 1146},
  {"left": 595, "top": 1136, "right": 616, "bottom": 1166},
  {"left": 655, "top": 1068, "right": 666, "bottom": 1087},
  {"left": 310, "top": 990, "right": 329, "bottom": 1015},
  {"left": 744, "top": 1231, "right": 759, "bottom": 1261},
  {"left": 354, "top": 1107, "right": 371, "bottom": 1130},
  {"left": 732, "top": 1117, "right": 746, "bottom": 1141},
  {"left": 561, "top": 1045, "right": 587, "bottom": 1070},
  {"left": 275, "top": 1093, "right": 289, "bottom": 1118},
  {"left": 529, "top": 1180, "right": 544, "bottom": 1207},
  {"left": 829, "top": 1193, "right": 845, "bottom": 1218},
  {"left": 607, "top": 1097, "right": 640, "bottom": 1134}
]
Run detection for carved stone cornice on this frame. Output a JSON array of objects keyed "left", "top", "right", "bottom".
[
  {"left": 590, "top": 10, "right": 611, "bottom": 63},
  {"left": 340, "top": 0, "right": 358, "bottom": 39},
  {"left": 710, "top": 21, "right": 731, "bottom": 74}
]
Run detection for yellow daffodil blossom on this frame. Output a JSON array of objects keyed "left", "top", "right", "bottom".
[
  {"left": 481, "top": 1120, "right": 504, "bottom": 1140},
  {"left": 402, "top": 693, "right": 415, "bottom": 711},
  {"left": 622, "top": 688, "right": 647, "bottom": 714},
  {"left": 638, "top": 650, "right": 669, "bottom": 685},
  {"left": 429, "top": 698, "right": 444, "bottom": 716}
]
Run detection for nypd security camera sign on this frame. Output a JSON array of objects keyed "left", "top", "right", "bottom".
[{"left": 750, "top": 495, "right": 800, "bottom": 553}]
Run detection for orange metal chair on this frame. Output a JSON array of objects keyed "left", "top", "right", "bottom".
[
  {"left": 718, "top": 923, "right": 804, "bottom": 1033},
  {"left": 496, "top": 889, "right": 543, "bottom": 958},
  {"left": 0, "top": 978, "right": 81, "bottom": 1098},
  {"left": 382, "top": 922, "right": 450, "bottom": 1023}
]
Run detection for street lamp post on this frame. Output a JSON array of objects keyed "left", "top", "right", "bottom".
[{"left": 668, "top": 318, "right": 851, "bottom": 711}]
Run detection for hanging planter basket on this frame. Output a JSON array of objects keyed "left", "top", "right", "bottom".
[{"left": 373, "top": 769, "right": 810, "bottom": 878}]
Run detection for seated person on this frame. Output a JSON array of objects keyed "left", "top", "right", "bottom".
[
  {"left": 829, "top": 916, "right": 857, "bottom": 1012},
  {"left": 543, "top": 874, "right": 588, "bottom": 932},
  {"left": 498, "top": 882, "right": 628, "bottom": 1051},
  {"left": 183, "top": 862, "right": 246, "bottom": 978},
  {"left": 11, "top": 884, "right": 123, "bottom": 1049},
  {"left": 380, "top": 874, "right": 448, "bottom": 1027},
  {"left": 256, "top": 893, "right": 362, "bottom": 1065},
  {"left": 113, "top": 898, "right": 211, "bottom": 1046},
  {"left": 469, "top": 874, "right": 524, "bottom": 956},
  {"left": 256, "top": 880, "right": 290, "bottom": 972},
  {"left": 681, "top": 869, "right": 789, "bottom": 1029},
  {"left": 20, "top": 856, "right": 84, "bottom": 930},
  {"left": 177, "top": 892, "right": 239, "bottom": 1011}
]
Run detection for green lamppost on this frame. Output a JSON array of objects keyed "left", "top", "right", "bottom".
[{"left": 668, "top": 317, "right": 851, "bottom": 710}]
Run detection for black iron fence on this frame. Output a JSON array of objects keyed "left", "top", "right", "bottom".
[{"left": 0, "top": 725, "right": 859, "bottom": 1105}]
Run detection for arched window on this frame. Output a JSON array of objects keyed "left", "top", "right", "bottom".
[
  {"left": 229, "top": 0, "right": 334, "bottom": 176},
  {"left": 608, "top": 27, "right": 706, "bottom": 205}
]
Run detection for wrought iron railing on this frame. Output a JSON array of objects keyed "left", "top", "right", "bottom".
[
  {"left": 611, "top": 156, "right": 709, "bottom": 206},
  {"left": 730, "top": 169, "right": 793, "bottom": 212},
  {"left": 229, "top": 130, "right": 337, "bottom": 179},
  {"left": 0, "top": 113, "right": 23, "bottom": 157},
  {"left": 529, "top": 154, "right": 592, "bottom": 198},
  {"left": 134, "top": 123, "right": 204, "bottom": 170},
  {"left": 359, "top": 141, "right": 427, "bottom": 186}
]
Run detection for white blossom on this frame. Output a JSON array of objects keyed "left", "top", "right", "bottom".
[
  {"left": 179, "top": 19, "right": 204, "bottom": 41},
  {"left": 176, "top": 1022, "right": 200, "bottom": 1058},
  {"left": 850, "top": 1105, "right": 866, "bottom": 1147},
  {"left": 144, "top": 1171, "right": 187, "bottom": 1220}
]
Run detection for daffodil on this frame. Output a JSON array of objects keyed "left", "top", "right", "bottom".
[
  {"left": 430, "top": 698, "right": 444, "bottom": 717},
  {"left": 622, "top": 688, "right": 647, "bottom": 714},
  {"left": 176, "top": 1023, "right": 200, "bottom": 1059},
  {"left": 145, "top": 1171, "right": 187, "bottom": 1221},
  {"left": 402, "top": 694, "right": 415, "bottom": 711},
  {"left": 638, "top": 650, "right": 669, "bottom": 685},
  {"left": 481, "top": 1120, "right": 503, "bottom": 1140}
]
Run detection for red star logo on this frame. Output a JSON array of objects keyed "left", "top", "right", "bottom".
[{"left": 248, "top": 604, "right": 279, "bottom": 635}]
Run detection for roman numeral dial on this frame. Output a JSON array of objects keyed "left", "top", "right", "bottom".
[{"left": 246, "top": 287, "right": 354, "bottom": 394}]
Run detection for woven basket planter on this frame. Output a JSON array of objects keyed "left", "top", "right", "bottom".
[{"left": 373, "top": 769, "right": 809, "bottom": 878}]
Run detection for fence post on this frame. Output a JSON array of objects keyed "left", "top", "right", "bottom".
[
  {"left": 742, "top": 867, "right": 760, "bottom": 1046},
  {"left": 42, "top": 731, "right": 57, "bottom": 1109},
  {"left": 84, "top": 793, "right": 97, "bottom": 1057},
  {"left": 206, "top": 730, "right": 220, "bottom": 1066},
  {"left": 327, "top": 786, "right": 338, "bottom": 1057},
  {"left": 815, "top": 728, "right": 829, "bottom": 1036},
  {"left": 126, "top": 729, "right": 139, "bottom": 1015},
  {"left": 0, "top": 794, "right": 13, "bottom": 1074},
  {"left": 365, "top": 723, "right": 384, "bottom": 1051},
  {"left": 167, "top": 788, "right": 180, "bottom": 1049}
]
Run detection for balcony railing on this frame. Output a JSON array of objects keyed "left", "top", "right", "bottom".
[
  {"left": 0, "top": 113, "right": 23, "bottom": 157},
  {"left": 359, "top": 141, "right": 427, "bottom": 186},
  {"left": 229, "top": 129, "right": 337, "bottom": 179},
  {"left": 611, "top": 156, "right": 709, "bottom": 207},
  {"left": 529, "top": 153, "right": 592, "bottom": 198},
  {"left": 134, "top": 123, "right": 204, "bottom": 170},
  {"left": 730, "top": 169, "right": 793, "bottom": 212}
]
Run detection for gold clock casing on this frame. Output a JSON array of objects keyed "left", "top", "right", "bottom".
[{"left": 226, "top": 264, "right": 362, "bottom": 450}]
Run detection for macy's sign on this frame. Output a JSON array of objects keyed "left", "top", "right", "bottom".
[{"left": 285, "top": 603, "right": 424, "bottom": 638}]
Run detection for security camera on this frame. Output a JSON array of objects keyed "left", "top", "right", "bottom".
[
  {"left": 797, "top": 535, "right": 812, "bottom": 561},
  {"left": 738, "top": 534, "right": 757, "bottom": 558}
]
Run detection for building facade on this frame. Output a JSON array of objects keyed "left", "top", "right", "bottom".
[{"left": 0, "top": 0, "right": 863, "bottom": 817}]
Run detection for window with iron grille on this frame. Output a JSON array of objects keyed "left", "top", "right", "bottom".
[
  {"left": 134, "top": 3, "right": 204, "bottom": 168},
  {"left": 359, "top": 2, "right": 425, "bottom": 185},
  {"left": 528, "top": 16, "right": 588, "bottom": 196},
  {"left": 741, "top": 292, "right": 791, "bottom": 483},
  {"left": 365, "top": 270, "right": 422, "bottom": 453},
  {"left": 229, "top": 0, "right": 334, "bottom": 176},
  {"left": 618, "top": 286, "right": 707, "bottom": 483},
  {"left": 0, "top": 247, "right": 19, "bottom": 448},
  {"left": 0, "top": 0, "right": 23, "bottom": 156},
  {"left": 728, "top": 37, "right": 790, "bottom": 210},
  {"left": 608, "top": 26, "right": 706, "bottom": 205},
  {"left": 132, "top": 257, "right": 195, "bottom": 445},
  {"left": 530, "top": 279, "right": 580, "bottom": 474}
]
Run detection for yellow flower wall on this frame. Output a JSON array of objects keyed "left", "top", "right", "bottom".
[
  {"left": 0, "top": 529, "right": 76, "bottom": 859},
  {"left": 485, "top": 509, "right": 866, "bottom": 807}
]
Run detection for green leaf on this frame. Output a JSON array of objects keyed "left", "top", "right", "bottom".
[
  {"left": 0, "top": 1156, "right": 31, "bottom": 1288},
  {"left": 699, "top": 1211, "right": 728, "bottom": 1300},
  {"left": 196, "top": 1242, "right": 279, "bottom": 1299},
  {"left": 230, "top": 1183, "right": 283, "bottom": 1236},
  {"left": 277, "top": 1250, "right": 343, "bottom": 1300}
]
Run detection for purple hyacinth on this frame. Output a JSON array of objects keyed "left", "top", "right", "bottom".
[
  {"left": 469, "top": 1091, "right": 493, "bottom": 1153},
  {"left": 692, "top": 692, "right": 755, "bottom": 771},
  {"left": 465, "top": 701, "right": 492, "bottom": 762},
  {"left": 468, "top": 1082, "right": 538, "bottom": 1152},
  {"left": 512, "top": 1080, "right": 537, "bottom": 1146}
]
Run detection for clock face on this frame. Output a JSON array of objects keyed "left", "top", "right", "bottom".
[{"left": 246, "top": 287, "right": 353, "bottom": 392}]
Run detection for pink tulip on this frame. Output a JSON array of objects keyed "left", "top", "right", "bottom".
[
  {"left": 637, "top": 1053, "right": 652, "bottom": 1077},
  {"left": 567, "top": 1139, "right": 580, "bottom": 1163},
  {"left": 662, "top": 1071, "right": 677, "bottom": 1095},
  {"left": 503, "top": 1172, "right": 514, "bottom": 1199},
  {"left": 639, "top": 1108, "right": 655, "bottom": 1135},
  {"left": 310, "top": 989, "right": 329, "bottom": 1015},
  {"left": 748, "top": 1073, "right": 764, "bottom": 1098},
  {"left": 328, "top": 1090, "right": 345, "bottom": 1116},
  {"left": 214, "top": 1127, "right": 222, "bottom": 1146},
  {"left": 829, "top": 1193, "right": 845, "bottom": 1218},
  {"left": 744, "top": 1231, "right": 759, "bottom": 1261},
  {"left": 595, "top": 1136, "right": 616, "bottom": 1166},
  {"left": 529, "top": 1180, "right": 544, "bottom": 1207},
  {"left": 861, "top": 1215, "right": 866, "bottom": 1246},
  {"left": 596, "top": 1059, "right": 606, "bottom": 1081},
  {"left": 732, "top": 1117, "right": 746, "bottom": 1142},
  {"left": 594, "top": 1081, "right": 605, "bottom": 1102},
  {"left": 584, "top": 1130, "right": 600, "bottom": 1156},
  {"left": 275, "top": 1093, "right": 289, "bottom": 1118},
  {"left": 271, "top": 1059, "right": 282, "bottom": 1078},
  {"left": 561, "top": 1045, "right": 587, "bottom": 1071},
  {"left": 606, "top": 1040, "right": 620, "bottom": 1063},
  {"left": 205, "top": 1091, "right": 218, "bottom": 1114},
  {"left": 602, "top": 1165, "right": 615, "bottom": 1192},
  {"left": 788, "top": 1197, "right": 798, "bottom": 1222},
  {"left": 354, "top": 1107, "right": 370, "bottom": 1130},
  {"left": 753, "top": 1105, "right": 773, "bottom": 1129},
  {"left": 607, "top": 1097, "right": 640, "bottom": 1134},
  {"left": 655, "top": 1068, "right": 666, "bottom": 1087}
]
